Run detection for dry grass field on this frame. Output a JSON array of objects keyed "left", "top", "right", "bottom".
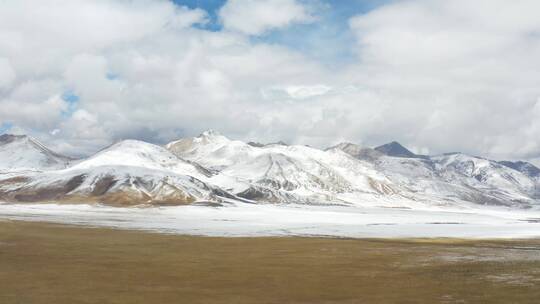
[{"left": 1, "top": 220, "right": 540, "bottom": 303}]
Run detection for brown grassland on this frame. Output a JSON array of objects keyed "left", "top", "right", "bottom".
[{"left": 1, "top": 220, "right": 540, "bottom": 303}]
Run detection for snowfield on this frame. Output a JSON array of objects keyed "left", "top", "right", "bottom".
[{"left": 1, "top": 202, "right": 539, "bottom": 239}]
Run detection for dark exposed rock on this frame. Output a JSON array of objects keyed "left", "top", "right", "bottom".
[
  {"left": 375, "top": 141, "right": 428, "bottom": 159},
  {"left": 91, "top": 176, "right": 117, "bottom": 196}
]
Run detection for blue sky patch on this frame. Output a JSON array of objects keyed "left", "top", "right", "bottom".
[
  {"left": 171, "top": 0, "right": 393, "bottom": 65},
  {"left": 61, "top": 91, "right": 80, "bottom": 118},
  {"left": 0, "top": 122, "right": 13, "bottom": 134},
  {"left": 106, "top": 72, "right": 119, "bottom": 80},
  {"left": 172, "top": 0, "right": 226, "bottom": 31}
]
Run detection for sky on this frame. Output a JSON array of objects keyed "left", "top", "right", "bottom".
[{"left": 1, "top": 0, "right": 540, "bottom": 164}]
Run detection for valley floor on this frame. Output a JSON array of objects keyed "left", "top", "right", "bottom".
[
  {"left": 1, "top": 202, "right": 540, "bottom": 238},
  {"left": 1, "top": 220, "right": 540, "bottom": 303}
]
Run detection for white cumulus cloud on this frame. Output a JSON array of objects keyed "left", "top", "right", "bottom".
[
  {"left": 1, "top": 0, "right": 540, "bottom": 166},
  {"left": 219, "top": 0, "right": 313, "bottom": 35}
]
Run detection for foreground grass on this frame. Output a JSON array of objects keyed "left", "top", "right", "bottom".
[{"left": 1, "top": 221, "right": 540, "bottom": 303}]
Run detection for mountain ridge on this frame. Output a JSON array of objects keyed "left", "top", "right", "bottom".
[{"left": 1, "top": 131, "right": 539, "bottom": 208}]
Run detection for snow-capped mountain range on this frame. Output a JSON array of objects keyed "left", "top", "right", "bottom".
[{"left": 1, "top": 130, "right": 539, "bottom": 209}]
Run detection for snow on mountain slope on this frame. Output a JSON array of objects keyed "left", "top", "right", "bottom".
[
  {"left": 0, "top": 134, "right": 72, "bottom": 171},
  {"left": 0, "top": 166, "right": 234, "bottom": 206},
  {"left": 71, "top": 139, "right": 212, "bottom": 179},
  {"left": 333, "top": 142, "right": 540, "bottom": 208},
  {"left": 0, "top": 139, "right": 237, "bottom": 206},
  {"left": 166, "top": 130, "right": 254, "bottom": 171},
  {"left": 431, "top": 153, "right": 539, "bottom": 205},
  {"left": 325, "top": 144, "right": 460, "bottom": 205},
  {"left": 2, "top": 131, "right": 539, "bottom": 209},
  {"left": 498, "top": 160, "right": 540, "bottom": 179},
  {"left": 167, "top": 132, "right": 407, "bottom": 206},
  {"left": 432, "top": 153, "right": 535, "bottom": 192},
  {"left": 376, "top": 154, "right": 528, "bottom": 207}
]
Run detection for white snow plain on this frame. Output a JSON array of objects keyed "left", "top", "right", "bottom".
[{"left": 1, "top": 202, "right": 540, "bottom": 239}]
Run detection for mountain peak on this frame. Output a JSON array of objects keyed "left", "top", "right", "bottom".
[
  {"left": 0, "top": 133, "right": 71, "bottom": 170},
  {"left": 1, "top": 133, "right": 53, "bottom": 152},
  {"left": 374, "top": 141, "right": 418, "bottom": 158},
  {"left": 200, "top": 129, "right": 221, "bottom": 137},
  {"left": 329, "top": 142, "right": 382, "bottom": 161},
  {"left": 195, "top": 129, "right": 232, "bottom": 144}
]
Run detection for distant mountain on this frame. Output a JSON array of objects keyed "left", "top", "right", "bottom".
[
  {"left": 1, "top": 131, "right": 539, "bottom": 208},
  {"left": 374, "top": 141, "right": 426, "bottom": 158},
  {"left": 498, "top": 161, "right": 540, "bottom": 179},
  {"left": 247, "top": 141, "right": 288, "bottom": 147},
  {"left": 333, "top": 142, "right": 539, "bottom": 207},
  {"left": 0, "top": 134, "right": 72, "bottom": 171},
  {"left": 326, "top": 143, "right": 383, "bottom": 162},
  {"left": 247, "top": 141, "right": 265, "bottom": 147}
]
